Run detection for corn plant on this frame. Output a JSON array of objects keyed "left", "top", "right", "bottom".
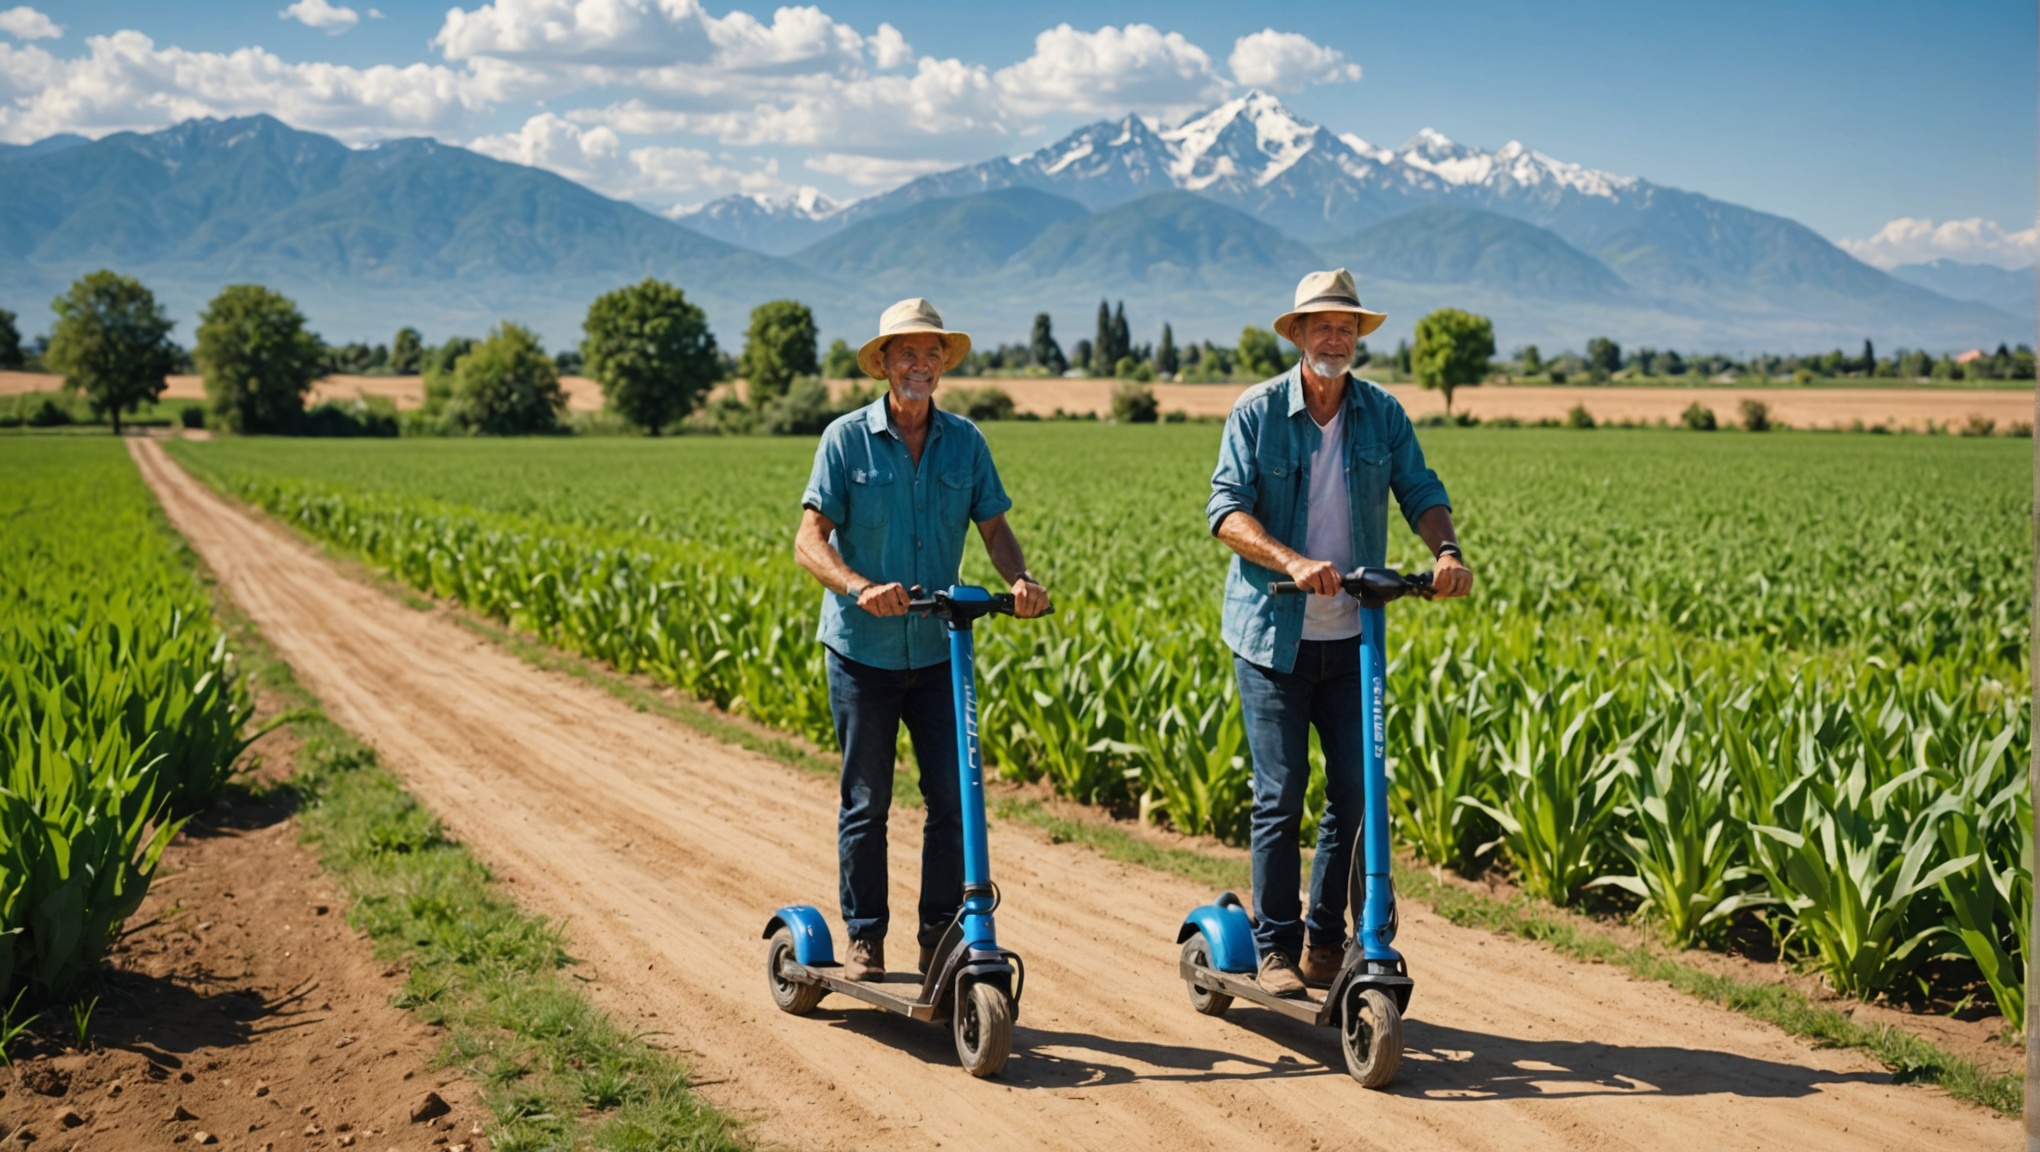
[{"left": 1463, "top": 683, "right": 1628, "bottom": 905}]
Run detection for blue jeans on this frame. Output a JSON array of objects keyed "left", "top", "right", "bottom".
[
  {"left": 825, "top": 647, "right": 963, "bottom": 948},
  {"left": 1235, "top": 636, "right": 1368, "bottom": 960}
]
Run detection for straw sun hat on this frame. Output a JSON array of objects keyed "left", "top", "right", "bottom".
[
  {"left": 856, "top": 297, "right": 973, "bottom": 380},
  {"left": 1272, "top": 268, "right": 1387, "bottom": 343}
]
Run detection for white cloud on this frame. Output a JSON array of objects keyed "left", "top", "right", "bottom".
[
  {"left": 468, "top": 110, "right": 792, "bottom": 202},
  {"left": 0, "top": 5, "right": 61, "bottom": 40},
  {"left": 0, "top": 31, "right": 509, "bottom": 143},
  {"left": 281, "top": 0, "right": 360, "bottom": 34},
  {"left": 995, "top": 23, "right": 1226, "bottom": 119},
  {"left": 1228, "top": 29, "right": 1360, "bottom": 92},
  {"left": 805, "top": 151, "right": 954, "bottom": 188},
  {"left": 869, "top": 23, "right": 910, "bottom": 70},
  {"left": 1838, "top": 216, "right": 2040, "bottom": 270}
]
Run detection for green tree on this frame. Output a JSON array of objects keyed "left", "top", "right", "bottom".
[
  {"left": 821, "top": 338, "right": 858, "bottom": 378},
  {"left": 1091, "top": 300, "right": 1113, "bottom": 375},
  {"left": 1411, "top": 307, "right": 1496, "bottom": 414},
  {"left": 1394, "top": 338, "right": 1412, "bottom": 375},
  {"left": 1519, "top": 344, "right": 1543, "bottom": 376},
  {"left": 0, "top": 308, "right": 22, "bottom": 369},
  {"left": 1110, "top": 380, "right": 1158, "bottom": 423},
  {"left": 582, "top": 279, "right": 718, "bottom": 435},
  {"left": 1585, "top": 336, "right": 1621, "bottom": 381},
  {"left": 1110, "top": 302, "right": 1130, "bottom": 369},
  {"left": 389, "top": 327, "right": 424, "bottom": 374},
  {"left": 445, "top": 322, "right": 563, "bottom": 435},
  {"left": 740, "top": 299, "right": 817, "bottom": 407},
  {"left": 194, "top": 284, "right": 323, "bottom": 434},
  {"left": 45, "top": 270, "right": 178, "bottom": 434},
  {"left": 1237, "top": 325, "right": 1286, "bottom": 378},
  {"left": 1156, "top": 322, "right": 1177, "bottom": 376},
  {"left": 1029, "top": 313, "right": 1067, "bottom": 374}
]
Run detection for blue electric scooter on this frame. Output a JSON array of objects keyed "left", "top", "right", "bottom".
[
  {"left": 1176, "top": 567, "right": 1432, "bottom": 1088},
  {"left": 764, "top": 584, "right": 1035, "bottom": 1078}
]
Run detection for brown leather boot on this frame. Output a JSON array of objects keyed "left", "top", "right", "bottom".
[
  {"left": 1256, "top": 951, "right": 1306, "bottom": 997},
  {"left": 1301, "top": 944, "right": 1342, "bottom": 987},
  {"left": 845, "top": 937, "right": 885, "bottom": 982}
]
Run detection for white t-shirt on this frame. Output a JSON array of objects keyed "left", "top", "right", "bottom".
[{"left": 1301, "top": 405, "right": 1360, "bottom": 641}]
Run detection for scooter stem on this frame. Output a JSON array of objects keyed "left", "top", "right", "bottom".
[
  {"left": 947, "top": 609, "right": 997, "bottom": 949},
  {"left": 1357, "top": 603, "right": 1402, "bottom": 962}
]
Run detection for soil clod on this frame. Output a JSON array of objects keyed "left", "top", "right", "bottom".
[{"left": 410, "top": 1092, "right": 450, "bottom": 1124}]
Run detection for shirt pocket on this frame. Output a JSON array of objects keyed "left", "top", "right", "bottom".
[
  {"left": 936, "top": 469, "right": 976, "bottom": 524},
  {"left": 1351, "top": 441, "right": 1390, "bottom": 508},
  {"left": 1255, "top": 443, "right": 1303, "bottom": 539},
  {"left": 846, "top": 464, "right": 896, "bottom": 528}
]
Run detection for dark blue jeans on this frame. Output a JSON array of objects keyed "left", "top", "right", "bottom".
[
  {"left": 1235, "top": 636, "right": 1368, "bottom": 960},
  {"left": 825, "top": 647, "right": 963, "bottom": 949}
]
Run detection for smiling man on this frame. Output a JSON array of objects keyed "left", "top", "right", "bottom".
[
  {"left": 1207, "top": 269, "right": 1473, "bottom": 997},
  {"left": 794, "top": 297, "right": 1051, "bottom": 983}
]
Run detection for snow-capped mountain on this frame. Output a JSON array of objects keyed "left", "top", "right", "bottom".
[{"left": 672, "top": 187, "right": 844, "bottom": 256}]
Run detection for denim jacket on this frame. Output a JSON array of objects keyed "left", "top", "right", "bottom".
[
  {"left": 803, "top": 395, "right": 1013, "bottom": 670},
  {"left": 1206, "top": 368, "right": 1450, "bottom": 673}
]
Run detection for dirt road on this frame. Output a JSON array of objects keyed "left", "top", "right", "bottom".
[{"left": 132, "top": 439, "right": 2014, "bottom": 1151}]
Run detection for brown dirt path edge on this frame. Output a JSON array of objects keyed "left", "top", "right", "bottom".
[{"left": 129, "top": 439, "right": 2016, "bottom": 1152}]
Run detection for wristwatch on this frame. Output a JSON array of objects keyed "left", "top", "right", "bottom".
[{"left": 1435, "top": 542, "right": 1463, "bottom": 562}]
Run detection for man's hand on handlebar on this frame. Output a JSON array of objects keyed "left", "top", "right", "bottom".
[
  {"left": 856, "top": 581, "right": 912, "bottom": 617},
  {"left": 1430, "top": 554, "right": 1473, "bottom": 599},
  {"left": 1282, "top": 555, "right": 1343, "bottom": 597},
  {"left": 1011, "top": 577, "right": 1051, "bottom": 619}
]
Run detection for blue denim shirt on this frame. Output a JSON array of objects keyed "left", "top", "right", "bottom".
[
  {"left": 803, "top": 395, "right": 1014, "bottom": 670},
  {"left": 1207, "top": 368, "right": 1450, "bottom": 673}
]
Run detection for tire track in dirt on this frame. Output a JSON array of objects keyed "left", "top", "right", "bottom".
[{"left": 131, "top": 439, "right": 2015, "bottom": 1152}]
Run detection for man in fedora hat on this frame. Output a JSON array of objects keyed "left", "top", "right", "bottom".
[
  {"left": 1207, "top": 269, "right": 1473, "bottom": 997},
  {"left": 795, "top": 297, "right": 1051, "bottom": 982}
]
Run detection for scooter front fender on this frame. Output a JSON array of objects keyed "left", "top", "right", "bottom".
[
  {"left": 763, "top": 905, "right": 835, "bottom": 966},
  {"left": 1178, "top": 894, "right": 1257, "bottom": 974}
]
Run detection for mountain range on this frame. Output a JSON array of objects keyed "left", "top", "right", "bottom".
[{"left": 0, "top": 95, "right": 2023, "bottom": 355}]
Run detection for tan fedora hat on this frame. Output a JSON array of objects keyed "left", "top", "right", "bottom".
[
  {"left": 856, "top": 297, "right": 972, "bottom": 380},
  {"left": 1272, "top": 268, "right": 1387, "bottom": 343}
]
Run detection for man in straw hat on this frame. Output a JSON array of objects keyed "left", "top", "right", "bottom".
[
  {"left": 795, "top": 297, "right": 1051, "bottom": 982},
  {"left": 1207, "top": 269, "right": 1473, "bottom": 997}
]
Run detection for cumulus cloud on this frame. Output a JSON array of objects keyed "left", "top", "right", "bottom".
[
  {"left": 281, "top": 0, "right": 361, "bottom": 34},
  {"left": 0, "top": 31, "right": 510, "bottom": 143},
  {"left": 468, "top": 110, "right": 792, "bottom": 202},
  {"left": 1838, "top": 217, "right": 2040, "bottom": 270},
  {"left": 995, "top": 23, "right": 1226, "bottom": 119},
  {"left": 0, "top": 5, "right": 61, "bottom": 40},
  {"left": 1228, "top": 29, "right": 1360, "bottom": 92},
  {"left": 805, "top": 151, "right": 955, "bottom": 188}
]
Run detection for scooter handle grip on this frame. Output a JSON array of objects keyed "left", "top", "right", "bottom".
[{"left": 1269, "top": 581, "right": 1303, "bottom": 595}]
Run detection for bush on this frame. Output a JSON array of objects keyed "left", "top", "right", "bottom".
[
  {"left": 26, "top": 397, "right": 74, "bottom": 427},
  {"left": 1566, "top": 404, "right": 1596, "bottom": 429},
  {"left": 1961, "top": 415, "right": 1997, "bottom": 438},
  {"left": 443, "top": 323, "right": 565, "bottom": 436},
  {"left": 758, "top": 376, "right": 835, "bottom": 435},
  {"left": 945, "top": 385, "right": 1016, "bottom": 422},
  {"left": 178, "top": 404, "right": 206, "bottom": 430},
  {"left": 1681, "top": 402, "right": 1718, "bottom": 431},
  {"left": 1110, "top": 381, "right": 1158, "bottom": 424},
  {"left": 302, "top": 397, "right": 399, "bottom": 438},
  {"left": 1739, "top": 399, "right": 1771, "bottom": 432}
]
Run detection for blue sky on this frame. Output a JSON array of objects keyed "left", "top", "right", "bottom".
[{"left": 4, "top": 0, "right": 2033, "bottom": 264}]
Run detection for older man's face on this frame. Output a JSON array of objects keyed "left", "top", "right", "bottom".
[
  {"left": 1298, "top": 313, "right": 1361, "bottom": 379},
  {"left": 884, "top": 332, "right": 946, "bottom": 401}
]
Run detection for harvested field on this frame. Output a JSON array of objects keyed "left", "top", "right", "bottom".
[
  {"left": 0, "top": 371, "right": 608, "bottom": 412},
  {"left": 131, "top": 438, "right": 2017, "bottom": 1152}
]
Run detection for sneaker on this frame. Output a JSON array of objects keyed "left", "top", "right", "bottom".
[
  {"left": 845, "top": 937, "right": 885, "bottom": 982},
  {"left": 1257, "top": 951, "right": 1307, "bottom": 997},
  {"left": 918, "top": 943, "right": 936, "bottom": 975},
  {"left": 1302, "top": 944, "right": 1342, "bottom": 987}
]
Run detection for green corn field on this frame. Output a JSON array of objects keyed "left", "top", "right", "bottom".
[
  {"left": 169, "top": 425, "right": 2030, "bottom": 1022},
  {"left": 0, "top": 440, "right": 252, "bottom": 1002}
]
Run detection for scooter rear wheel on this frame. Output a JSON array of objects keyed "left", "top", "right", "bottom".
[
  {"left": 1341, "top": 986, "right": 1403, "bottom": 1088},
  {"left": 766, "top": 928, "right": 825, "bottom": 1016},
  {"left": 953, "top": 980, "right": 1012, "bottom": 1078},
  {"left": 1180, "top": 935, "right": 1233, "bottom": 1016}
]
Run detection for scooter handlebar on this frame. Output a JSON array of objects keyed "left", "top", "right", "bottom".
[{"left": 1269, "top": 568, "right": 1435, "bottom": 604}]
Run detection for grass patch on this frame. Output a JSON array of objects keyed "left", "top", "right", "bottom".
[
  {"left": 200, "top": 563, "right": 746, "bottom": 1150},
  {"left": 989, "top": 796, "right": 2021, "bottom": 1117}
]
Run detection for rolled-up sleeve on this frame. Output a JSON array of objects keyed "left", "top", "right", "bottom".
[
  {"left": 1206, "top": 402, "right": 1260, "bottom": 535},
  {"left": 802, "top": 426, "right": 849, "bottom": 524},
  {"left": 1384, "top": 401, "right": 1450, "bottom": 531},
  {"left": 970, "top": 432, "right": 1013, "bottom": 523}
]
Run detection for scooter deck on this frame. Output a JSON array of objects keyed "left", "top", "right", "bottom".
[
  {"left": 1180, "top": 961, "right": 1338, "bottom": 1027},
  {"left": 783, "top": 961, "right": 944, "bottom": 1021}
]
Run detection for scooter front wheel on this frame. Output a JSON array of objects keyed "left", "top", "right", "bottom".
[
  {"left": 1341, "top": 986, "right": 1403, "bottom": 1088},
  {"left": 1180, "top": 934, "right": 1233, "bottom": 1016},
  {"left": 766, "top": 928, "right": 825, "bottom": 1016},
  {"left": 953, "top": 980, "right": 1012, "bottom": 1078}
]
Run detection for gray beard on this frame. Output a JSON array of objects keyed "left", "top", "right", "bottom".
[{"left": 1305, "top": 353, "right": 1352, "bottom": 379}]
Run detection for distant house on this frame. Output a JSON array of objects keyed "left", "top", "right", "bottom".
[{"left": 1955, "top": 348, "right": 1986, "bottom": 364}]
